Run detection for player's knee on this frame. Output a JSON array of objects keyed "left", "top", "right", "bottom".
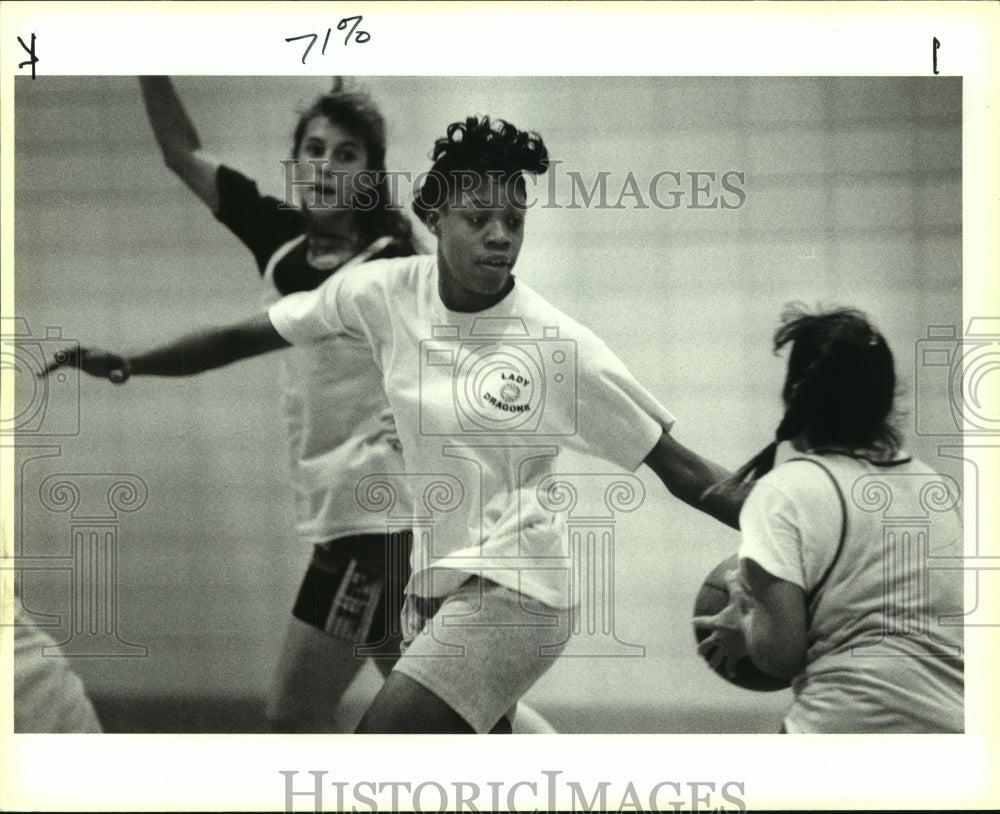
[
  {"left": 265, "top": 712, "right": 299, "bottom": 733},
  {"left": 372, "top": 656, "right": 397, "bottom": 679},
  {"left": 364, "top": 634, "right": 402, "bottom": 678},
  {"left": 264, "top": 699, "right": 313, "bottom": 733},
  {"left": 355, "top": 672, "right": 472, "bottom": 734}
]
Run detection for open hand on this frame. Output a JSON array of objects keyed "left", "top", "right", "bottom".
[
  {"left": 38, "top": 347, "right": 131, "bottom": 384},
  {"left": 693, "top": 566, "right": 752, "bottom": 678}
]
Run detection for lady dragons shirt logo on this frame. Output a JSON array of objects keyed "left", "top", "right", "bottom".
[
  {"left": 462, "top": 349, "right": 538, "bottom": 429},
  {"left": 419, "top": 319, "right": 578, "bottom": 435}
]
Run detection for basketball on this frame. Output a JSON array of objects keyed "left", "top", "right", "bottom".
[{"left": 693, "top": 554, "right": 790, "bottom": 692}]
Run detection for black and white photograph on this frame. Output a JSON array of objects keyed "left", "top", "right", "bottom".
[{"left": 2, "top": 2, "right": 998, "bottom": 811}]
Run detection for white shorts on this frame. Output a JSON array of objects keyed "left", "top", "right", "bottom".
[{"left": 392, "top": 575, "right": 568, "bottom": 733}]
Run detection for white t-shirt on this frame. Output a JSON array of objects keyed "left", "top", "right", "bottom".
[
  {"left": 14, "top": 608, "right": 102, "bottom": 733},
  {"left": 262, "top": 237, "right": 409, "bottom": 544},
  {"left": 270, "top": 254, "right": 675, "bottom": 607},
  {"left": 739, "top": 445, "right": 964, "bottom": 733}
]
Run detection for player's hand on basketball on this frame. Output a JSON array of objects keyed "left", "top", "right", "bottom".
[
  {"left": 722, "top": 566, "right": 751, "bottom": 613},
  {"left": 39, "top": 347, "right": 132, "bottom": 384},
  {"left": 693, "top": 572, "right": 751, "bottom": 678},
  {"left": 694, "top": 618, "right": 749, "bottom": 678}
]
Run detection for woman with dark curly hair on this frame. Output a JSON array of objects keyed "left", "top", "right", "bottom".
[
  {"left": 696, "top": 307, "right": 964, "bottom": 733},
  {"left": 48, "top": 114, "right": 745, "bottom": 733}
]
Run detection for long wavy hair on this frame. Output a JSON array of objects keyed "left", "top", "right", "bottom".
[{"left": 292, "top": 78, "right": 418, "bottom": 256}]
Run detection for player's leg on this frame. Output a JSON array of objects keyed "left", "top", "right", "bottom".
[
  {"left": 356, "top": 576, "right": 567, "bottom": 734},
  {"left": 355, "top": 672, "right": 513, "bottom": 733},
  {"left": 512, "top": 702, "right": 558, "bottom": 734},
  {"left": 356, "top": 530, "right": 412, "bottom": 680},
  {"left": 265, "top": 538, "right": 389, "bottom": 733},
  {"left": 265, "top": 614, "right": 366, "bottom": 733},
  {"left": 355, "top": 671, "right": 475, "bottom": 733}
]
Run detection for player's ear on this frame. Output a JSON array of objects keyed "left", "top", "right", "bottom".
[{"left": 424, "top": 208, "right": 441, "bottom": 237}]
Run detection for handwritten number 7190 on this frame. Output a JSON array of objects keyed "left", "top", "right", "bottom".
[{"left": 286, "top": 16, "right": 371, "bottom": 65}]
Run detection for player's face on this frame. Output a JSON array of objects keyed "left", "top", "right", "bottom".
[
  {"left": 292, "top": 116, "right": 369, "bottom": 211},
  {"left": 429, "top": 176, "right": 527, "bottom": 312}
]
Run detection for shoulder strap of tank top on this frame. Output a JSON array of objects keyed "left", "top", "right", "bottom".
[
  {"left": 785, "top": 456, "right": 848, "bottom": 617},
  {"left": 264, "top": 234, "right": 393, "bottom": 285},
  {"left": 263, "top": 234, "right": 307, "bottom": 284}
]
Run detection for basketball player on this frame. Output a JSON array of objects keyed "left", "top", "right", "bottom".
[
  {"left": 697, "top": 307, "right": 964, "bottom": 733},
  {"left": 138, "top": 78, "right": 559, "bottom": 732},
  {"left": 47, "top": 115, "right": 746, "bottom": 733}
]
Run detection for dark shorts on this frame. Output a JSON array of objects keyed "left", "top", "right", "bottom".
[{"left": 291, "top": 531, "right": 412, "bottom": 649}]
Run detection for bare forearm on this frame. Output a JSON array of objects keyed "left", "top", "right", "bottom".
[
  {"left": 744, "top": 609, "right": 805, "bottom": 680},
  {"left": 129, "top": 314, "right": 289, "bottom": 377},
  {"left": 643, "top": 432, "right": 747, "bottom": 530},
  {"left": 740, "top": 561, "right": 808, "bottom": 680},
  {"left": 139, "top": 76, "right": 201, "bottom": 159},
  {"left": 138, "top": 77, "right": 221, "bottom": 210},
  {"left": 131, "top": 333, "right": 247, "bottom": 377},
  {"left": 41, "top": 315, "right": 288, "bottom": 385}
]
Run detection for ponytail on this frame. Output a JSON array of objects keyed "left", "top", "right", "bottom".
[{"left": 731, "top": 305, "right": 901, "bottom": 487}]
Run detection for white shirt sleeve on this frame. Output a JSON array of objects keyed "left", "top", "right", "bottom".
[
  {"left": 574, "top": 339, "right": 676, "bottom": 472},
  {"left": 268, "top": 267, "right": 368, "bottom": 345},
  {"left": 738, "top": 480, "right": 807, "bottom": 589},
  {"left": 738, "top": 461, "right": 843, "bottom": 591}
]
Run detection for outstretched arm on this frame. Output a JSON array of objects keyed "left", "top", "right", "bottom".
[
  {"left": 40, "top": 313, "right": 289, "bottom": 383},
  {"left": 642, "top": 431, "right": 749, "bottom": 530},
  {"left": 139, "top": 76, "right": 221, "bottom": 212}
]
